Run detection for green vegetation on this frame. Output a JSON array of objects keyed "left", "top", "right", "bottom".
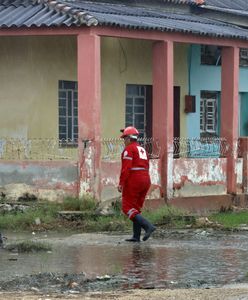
[
  {"left": 6, "top": 240, "right": 52, "bottom": 253},
  {"left": 209, "top": 210, "right": 248, "bottom": 228},
  {"left": 84, "top": 215, "right": 129, "bottom": 232},
  {"left": 0, "top": 197, "right": 191, "bottom": 232},
  {"left": 4, "top": 196, "right": 248, "bottom": 232},
  {"left": 0, "top": 202, "right": 60, "bottom": 230},
  {"left": 62, "top": 195, "right": 98, "bottom": 211},
  {"left": 143, "top": 205, "right": 185, "bottom": 224}
]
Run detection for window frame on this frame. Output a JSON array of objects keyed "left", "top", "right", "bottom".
[
  {"left": 201, "top": 45, "right": 248, "bottom": 67},
  {"left": 58, "top": 80, "right": 78, "bottom": 147},
  {"left": 125, "top": 84, "right": 147, "bottom": 139},
  {"left": 200, "top": 91, "right": 219, "bottom": 138}
]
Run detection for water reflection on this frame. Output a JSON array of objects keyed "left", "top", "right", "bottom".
[
  {"left": 1, "top": 232, "right": 248, "bottom": 287},
  {"left": 122, "top": 245, "right": 155, "bottom": 288}
]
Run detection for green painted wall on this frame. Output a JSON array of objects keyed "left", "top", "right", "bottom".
[
  {"left": 101, "top": 38, "right": 188, "bottom": 139},
  {"left": 0, "top": 36, "right": 77, "bottom": 139},
  {"left": 0, "top": 36, "right": 188, "bottom": 142},
  {"left": 174, "top": 43, "right": 188, "bottom": 139},
  {"left": 101, "top": 37, "right": 152, "bottom": 138},
  {"left": 240, "top": 93, "right": 248, "bottom": 136}
]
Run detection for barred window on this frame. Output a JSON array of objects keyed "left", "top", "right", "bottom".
[
  {"left": 126, "top": 84, "right": 146, "bottom": 139},
  {"left": 58, "top": 80, "right": 78, "bottom": 146},
  {"left": 201, "top": 45, "right": 248, "bottom": 67},
  {"left": 201, "top": 45, "right": 221, "bottom": 66},
  {"left": 240, "top": 48, "right": 248, "bottom": 67}
]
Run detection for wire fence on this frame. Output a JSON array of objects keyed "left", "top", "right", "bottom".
[
  {"left": 0, "top": 138, "right": 78, "bottom": 160},
  {"left": 102, "top": 137, "right": 240, "bottom": 160},
  {"left": 101, "top": 138, "right": 161, "bottom": 160},
  {"left": 173, "top": 137, "right": 234, "bottom": 158},
  {"left": 0, "top": 137, "right": 242, "bottom": 160}
]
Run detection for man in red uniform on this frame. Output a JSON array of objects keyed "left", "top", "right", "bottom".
[{"left": 118, "top": 126, "right": 156, "bottom": 242}]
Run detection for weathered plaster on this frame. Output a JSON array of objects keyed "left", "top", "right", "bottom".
[
  {"left": 149, "top": 159, "right": 160, "bottom": 185},
  {"left": 236, "top": 158, "right": 243, "bottom": 187},
  {"left": 100, "top": 159, "right": 162, "bottom": 201},
  {"left": 0, "top": 161, "right": 78, "bottom": 201},
  {"left": 79, "top": 143, "right": 94, "bottom": 197},
  {"left": 100, "top": 160, "right": 120, "bottom": 201},
  {"left": 173, "top": 158, "right": 227, "bottom": 196}
]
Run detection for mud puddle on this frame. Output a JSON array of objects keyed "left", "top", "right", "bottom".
[{"left": 1, "top": 229, "right": 248, "bottom": 293}]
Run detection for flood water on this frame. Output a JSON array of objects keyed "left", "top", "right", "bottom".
[{"left": 1, "top": 230, "right": 248, "bottom": 289}]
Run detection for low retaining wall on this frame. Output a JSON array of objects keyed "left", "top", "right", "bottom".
[
  {"left": 0, "top": 161, "right": 78, "bottom": 201},
  {"left": 173, "top": 158, "right": 243, "bottom": 197},
  {"left": 101, "top": 159, "right": 162, "bottom": 201},
  {"left": 0, "top": 156, "right": 245, "bottom": 204}
]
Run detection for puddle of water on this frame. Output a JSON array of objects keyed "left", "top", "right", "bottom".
[{"left": 1, "top": 231, "right": 248, "bottom": 289}]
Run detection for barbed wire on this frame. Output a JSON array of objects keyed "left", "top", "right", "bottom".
[{"left": 0, "top": 137, "right": 242, "bottom": 160}]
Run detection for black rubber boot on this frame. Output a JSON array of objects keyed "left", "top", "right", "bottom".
[
  {"left": 125, "top": 220, "right": 141, "bottom": 242},
  {"left": 134, "top": 214, "right": 156, "bottom": 241}
]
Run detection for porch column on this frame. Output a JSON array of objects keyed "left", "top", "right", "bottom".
[
  {"left": 152, "top": 40, "right": 174, "bottom": 201},
  {"left": 221, "top": 46, "right": 239, "bottom": 194},
  {"left": 77, "top": 33, "right": 101, "bottom": 200}
]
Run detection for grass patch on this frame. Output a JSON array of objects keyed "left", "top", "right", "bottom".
[
  {"left": 6, "top": 240, "right": 52, "bottom": 253},
  {"left": 143, "top": 205, "right": 190, "bottom": 228},
  {"left": 83, "top": 215, "right": 130, "bottom": 232},
  {"left": 0, "top": 196, "right": 98, "bottom": 231},
  {"left": 0, "top": 197, "right": 190, "bottom": 232},
  {"left": 62, "top": 196, "right": 97, "bottom": 212},
  {"left": 209, "top": 210, "right": 248, "bottom": 228},
  {"left": 0, "top": 202, "right": 60, "bottom": 230}
]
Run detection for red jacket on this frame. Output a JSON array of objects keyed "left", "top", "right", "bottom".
[{"left": 119, "top": 141, "right": 149, "bottom": 187}]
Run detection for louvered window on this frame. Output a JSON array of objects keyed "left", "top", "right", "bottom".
[{"left": 200, "top": 91, "right": 218, "bottom": 137}]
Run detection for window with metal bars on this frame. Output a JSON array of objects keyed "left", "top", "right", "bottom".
[
  {"left": 201, "top": 45, "right": 248, "bottom": 67},
  {"left": 58, "top": 80, "right": 78, "bottom": 146},
  {"left": 125, "top": 84, "right": 147, "bottom": 139}
]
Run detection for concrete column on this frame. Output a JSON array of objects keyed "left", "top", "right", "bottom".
[
  {"left": 77, "top": 33, "right": 101, "bottom": 200},
  {"left": 152, "top": 40, "right": 174, "bottom": 201},
  {"left": 221, "top": 46, "right": 239, "bottom": 194}
]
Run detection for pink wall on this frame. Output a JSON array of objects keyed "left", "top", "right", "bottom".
[
  {"left": 100, "top": 157, "right": 245, "bottom": 201},
  {"left": 101, "top": 159, "right": 162, "bottom": 201},
  {"left": 173, "top": 158, "right": 243, "bottom": 197}
]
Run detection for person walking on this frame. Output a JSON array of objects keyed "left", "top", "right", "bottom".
[{"left": 118, "top": 126, "right": 156, "bottom": 242}]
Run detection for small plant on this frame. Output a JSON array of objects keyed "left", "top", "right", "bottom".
[{"left": 6, "top": 240, "right": 52, "bottom": 253}]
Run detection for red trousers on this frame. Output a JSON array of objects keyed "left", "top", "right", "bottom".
[{"left": 122, "top": 171, "right": 151, "bottom": 220}]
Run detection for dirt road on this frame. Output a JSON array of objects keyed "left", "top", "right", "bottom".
[{"left": 2, "top": 286, "right": 248, "bottom": 300}]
